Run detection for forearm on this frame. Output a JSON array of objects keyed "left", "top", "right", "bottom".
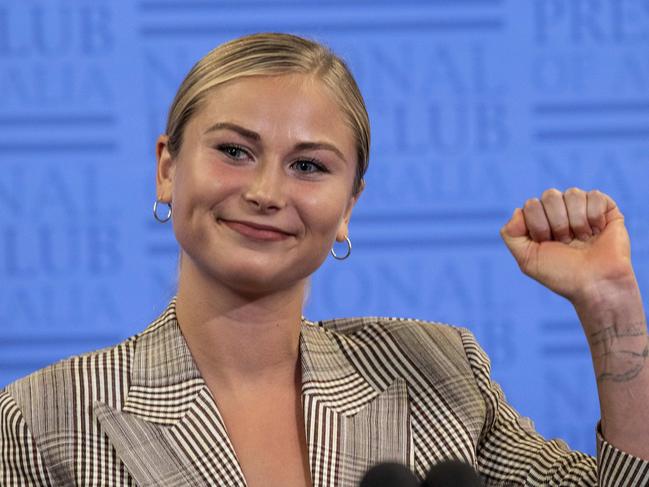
[{"left": 575, "top": 281, "right": 649, "bottom": 461}]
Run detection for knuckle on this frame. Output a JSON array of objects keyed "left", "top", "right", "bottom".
[
  {"left": 523, "top": 198, "right": 537, "bottom": 209},
  {"left": 553, "top": 223, "right": 570, "bottom": 233},
  {"left": 572, "top": 220, "right": 590, "bottom": 231},
  {"left": 541, "top": 188, "right": 561, "bottom": 201},
  {"left": 588, "top": 214, "right": 604, "bottom": 225},
  {"left": 564, "top": 187, "right": 583, "bottom": 197}
]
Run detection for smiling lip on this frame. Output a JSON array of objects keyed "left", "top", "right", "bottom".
[{"left": 220, "top": 219, "right": 292, "bottom": 241}]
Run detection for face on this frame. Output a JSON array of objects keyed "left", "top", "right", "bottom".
[{"left": 156, "top": 74, "right": 361, "bottom": 296}]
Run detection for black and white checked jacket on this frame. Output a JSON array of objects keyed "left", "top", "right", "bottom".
[{"left": 2, "top": 297, "right": 648, "bottom": 486}]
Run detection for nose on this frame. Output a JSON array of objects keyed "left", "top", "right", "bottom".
[{"left": 242, "top": 159, "right": 286, "bottom": 212}]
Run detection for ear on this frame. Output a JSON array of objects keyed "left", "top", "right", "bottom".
[
  {"left": 336, "top": 180, "right": 365, "bottom": 242},
  {"left": 155, "top": 135, "right": 175, "bottom": 202}
]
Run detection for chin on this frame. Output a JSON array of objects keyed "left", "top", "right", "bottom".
[
  {"left": 212, "top": 257, "right": 305, "bottom": 293},
  {"left": 185, "top": 245, "right": 325, "bottom": 297},
  {"left": 222, "top": 270, "right": 302, "bottom": 298}
]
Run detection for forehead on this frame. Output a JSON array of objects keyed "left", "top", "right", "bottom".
[{"left": 191, "top": 74, "right": 355, "bottom": 150}]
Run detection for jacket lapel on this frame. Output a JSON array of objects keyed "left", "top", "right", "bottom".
[
  {"left": 93, "top": 299, "right": 246, "bottom": 486},
  {"left": 94, "top": 385, "right": 243, "bottom": 486},
  {"left": 300, "top": 322, "right": 412, "bottom": 486},
  {"left": 94, "top": 299, "right": 412, "bottom": 487}
]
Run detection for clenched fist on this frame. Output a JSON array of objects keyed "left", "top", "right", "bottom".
[{"left": 499, "top": 188, "right": 636, "bottom": 313}]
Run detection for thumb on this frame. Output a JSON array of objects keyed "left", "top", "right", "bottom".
[
  {"left": 499, "top": 208, "right": 532, "bottom": 264},
  {"left": 500, "top": 208, "right": 528, "bottom": 241}
]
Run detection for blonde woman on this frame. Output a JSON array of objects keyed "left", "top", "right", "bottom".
[{"left": 1, "top": 33, "right": 648, "bottom": 486}]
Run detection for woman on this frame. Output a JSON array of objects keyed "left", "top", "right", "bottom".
[{"left": 1, "top": 33, "right": 648, "bottom": 486}]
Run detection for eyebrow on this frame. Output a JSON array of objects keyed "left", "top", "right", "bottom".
[
  {"left": 205, "top": 122, "right": 260, "bottom": 141},
  {"left": 204, "top": 122, "right": 347, "bottom": 163}
]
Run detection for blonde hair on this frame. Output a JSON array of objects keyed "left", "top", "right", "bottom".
[{"left": 165, "top": 32, "right": 370, "bottom": 196}]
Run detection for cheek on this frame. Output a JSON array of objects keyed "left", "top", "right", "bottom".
[
  {"left": 174, "top": 163, "right": 241, "bottom": 210},
  {"left": 298, "top": 188, "right": 349, "bottom": 237}
]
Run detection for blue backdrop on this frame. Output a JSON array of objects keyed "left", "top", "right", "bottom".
[{"left": 2, "top": 0, "right": 649, "bottom": 457}]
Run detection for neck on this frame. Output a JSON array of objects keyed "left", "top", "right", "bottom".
[{"left": 174, "top": 254, "right": 308, "bottom": 391}]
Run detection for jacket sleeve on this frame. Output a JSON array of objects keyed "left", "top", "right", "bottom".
[
  {"left": 0, "top": 390, "right": 54, "bottom": 487},
  {"left": 458, "top": 328, "right": 649, "bottom": 486}
]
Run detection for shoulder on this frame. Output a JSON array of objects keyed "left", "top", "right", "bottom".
[
  {"left": 308, "top": 316, "right": 492, "bottom": 443},
  {"left": 0, "top": 321, "right": 164, "bottom": 485},
  {"left": 2, "top": 332, "right": 139, "bottom": 434},
  {"left": 315, "top": 314, "right": 477, "bottom": 352},
  {"left": 312, "top": 315, "right": 486, "bottom": 381},
  {"left": 3, "top": 301, "right": 177, "bottom": 416}
]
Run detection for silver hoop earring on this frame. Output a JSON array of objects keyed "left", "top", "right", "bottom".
[
  {"left": 153, "top": 200, "right": 172, "bottom": 223},
  {"left": 330, "top": 236, "right": 352, "bottom": 260}
]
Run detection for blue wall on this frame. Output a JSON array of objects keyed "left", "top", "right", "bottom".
[{"left": 2, "top": 0, "right": 649, "bottom": 456}]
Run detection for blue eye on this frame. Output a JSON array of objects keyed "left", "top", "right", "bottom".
[
  {"left": 293, "top": 159, "right": 327, "bottom": 174},
  {"left": 218, "top": 144, "right": 249, "bottom": 160}
]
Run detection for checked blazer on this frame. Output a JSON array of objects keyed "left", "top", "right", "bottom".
[{"left": 2, "top": 297, "right": 649, "bottom": 486}]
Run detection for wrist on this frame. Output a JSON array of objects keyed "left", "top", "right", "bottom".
[
  {"left": 573, "top": 276, "right": 645, "bottom": 334},
  {"left": 575, "top": 291, "right": 648, "bottom": 385},
  {"left": 571, "top": 278, "right": 648, "bottom": 379}
]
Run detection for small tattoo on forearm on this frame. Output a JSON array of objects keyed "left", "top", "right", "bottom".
[
  {"left": 588, "top": 323, "right": 649, "bottom": 383},
  {"left": 596, "top": 345, "right": 649, "bottom": 383},
  {"left": 589, "top": 323, "right": 647, "bottom": 348}
]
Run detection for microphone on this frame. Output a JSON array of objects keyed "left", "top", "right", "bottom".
[
  {"left": 359, "top": 462, "right": 420, "bottom": 487},
  {"left": 423, "top": 460, "right": 483, "bottom": 487}
]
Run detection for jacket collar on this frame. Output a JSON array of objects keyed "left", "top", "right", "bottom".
[
  {"left": 94, "top": 297, "right": 411, "bottom": 486},
  {"left": 123, "top": 297, "right": 383, "bottom": 416}
]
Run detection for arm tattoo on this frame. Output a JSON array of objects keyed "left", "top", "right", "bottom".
[
  {"left": 590, "top": 323, "right": 647, "bottom": 347},
  {"left": 589, "top": 323, "right": 649, "bottom": 383},
  {"left": 596, "top": 345, "right": 649, "bottom": 383}
]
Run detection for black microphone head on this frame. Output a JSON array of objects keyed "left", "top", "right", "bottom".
[
  {"left": 423, "top": 460, "right": 483, "bottom": 487},
  {"left": 359, "top": 462, "right": 420, "bottom": 487}
]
